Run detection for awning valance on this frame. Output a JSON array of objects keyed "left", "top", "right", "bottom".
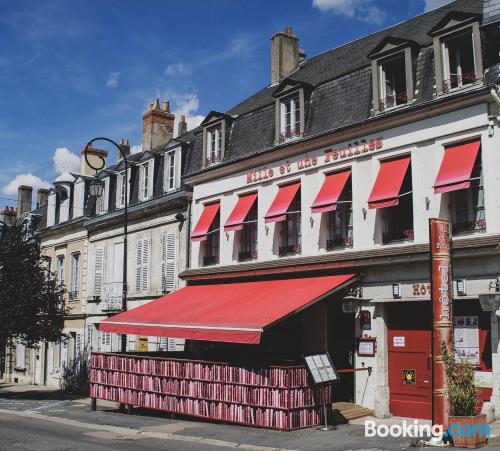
[
  {"left": 100, "top": 274, "right": 356, "bottom": 344},
  {"left": 191, "top": 202, "right": 220, "bottom": 242},
  {"left": 433, "top": 140, "right": 481, "bottom": 194},
  {"left": 311, "top": 170, "right": 351, "bottom": 214},
  {"left": 224, "top": 193, "right": 258, "bottom": 232},
  {"left": 264, "top": 182, "right": 300, "bottom": 223},
  {"left": 368, "top": 156, "right": 411, "bottom": 209}
]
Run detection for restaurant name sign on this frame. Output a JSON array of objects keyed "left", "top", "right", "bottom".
[{"left": 246, "top": 137, "right": 384, "bottom": 184}]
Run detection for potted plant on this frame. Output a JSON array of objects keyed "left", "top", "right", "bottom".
[{"left": 441, "top": 342, "right": 488, "bottom": 448}]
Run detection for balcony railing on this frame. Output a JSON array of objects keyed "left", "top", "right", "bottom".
[
  {"left": 326, "top": 236, "right": 353, "bottom": 251},
  {"left": 238, "top": 250, "right": 258, "bottom": 262},
  {"left": 68, "top": 290, "right": 79, "bottom": 301},
  {"left": 279, "top": 244, "right": 302, "bottom": 257},
  {"left": 279, "top": 128, "right": 301, "bottom": 143},
  {"left": 378, "top": 92, "right": 407, "bottom": 111},
  {"left": 101, "top": 282, "right": 124, "bottom": 312},
  {"left": 382, "top": 229, "right": 414, "bottom": 244},
  {"left": 453, "top": 219, "right": 486, "bottom": 234},
  {"left": 206, "top": 155, "right": 222, "bottom": 166},
  {"left": 203, "top": 255, "right": 220, "bottom": 266},
  {"left": 442, "top": 71, "right": 477, "bottom": 93}
]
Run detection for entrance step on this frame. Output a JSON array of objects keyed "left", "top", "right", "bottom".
[{"left": 331, "top": 402, "right": 373, "bottom": 423}]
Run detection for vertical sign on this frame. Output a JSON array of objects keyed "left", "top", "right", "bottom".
[{"left": 429, "top": 218, "right": 453, "bottom": 429}]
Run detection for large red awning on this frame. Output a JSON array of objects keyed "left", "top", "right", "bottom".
[
  {"left": 311, "top": 170, "right": 351, "bottom": 214},
  {"left": 191, "top": 202, "right": 220, "bottom": 242},
  {"left": 264, "top": 182, "right": 300, "bottom": 223},
  {"left": 100, "top": 274, "right": 356, "bottom": 344},
  {"left": 368, "top": 156, "right": 411, "bottom": 209},
  {"left": 433, "top": 140, "right": 481, "bottom": 194},
  {"left": 224, "top": 193, "right": 258, "bottom": 232}
]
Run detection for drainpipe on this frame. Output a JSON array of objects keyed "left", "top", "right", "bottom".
[
  {"left": 488, "top": 87, "right": 500, "bottom": 137},
  {"left": 185, "top": 198, "right": 192, "bottom": 271},
  {"left": 490, "top": 86, "right": 500, "bottom": 120}
]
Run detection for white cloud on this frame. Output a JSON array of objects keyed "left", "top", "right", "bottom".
[
  {"left": 130, "top": 144, "right": 142, "bottom": 154},
  {"left": 171, "top": 94, "right": 205, "bottom": 135},
  {"left": 1, "top": 173, "right": 51, "bottom": 197},
  {"left": 424, "top": 0, "right": 453, "bottom": 11},
  {"left": 312, "top": 0, "right": 387, "bottom": 24},
  {"left": 164, "top": 62, "right": 191, "bottom": 77},
  {"left": 52, "top": 147, "right": 80, "bottom": 175},
  {"left": 106, "top": 72, "right": 120, "bottom": 88}
]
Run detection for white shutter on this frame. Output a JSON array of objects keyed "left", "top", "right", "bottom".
[
  {"left": 135, "top": 240, "right": 143, "bottom": 292},
  {"left": 93, "top": 246, "right": 105, "bottom": 296},
  {"left": 148, "top": 160, "right": 154, "bottom": 197},
  {"left": 142, "top": 239, "right": 150, "bottom": 291},
  {"left": 162, "top": 233, "right": 176, "bottom": 292}
]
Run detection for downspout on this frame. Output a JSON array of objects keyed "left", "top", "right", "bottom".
[
  {"left": 185, "top": 198, "right": 191, "bottom": 271},
  {"left": 490, "top": 86, "right": 500, "bottom": 121}
]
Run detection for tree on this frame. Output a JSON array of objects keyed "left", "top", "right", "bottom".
[{"left": 0, "top": 218, "right": 66, "bottom": 348}]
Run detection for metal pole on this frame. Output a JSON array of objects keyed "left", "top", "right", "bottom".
[{"left": 83, "top": 138, "right": 129, "bottom": 354}]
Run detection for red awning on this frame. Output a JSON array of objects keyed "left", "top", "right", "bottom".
[
  {"left": 433, "top": 140, "right": 481, "bottom": 194},
  {"left": 264, "top": 182, "right": 300, "bottom": 223},
  {"left": 100, "top": 274, "right": 356, "bottom": 344},
  {"left": 191, "top": 202, "right": 220, "bottom": 242},
  {"left": 368, "top": 156, "right": 411, "bottom": 209},
  {"left": 224, "top": 193, "right": 258, "bottom": 232},
  {"left": 311, "top": 170, "right": 351, "bottom": 214}
]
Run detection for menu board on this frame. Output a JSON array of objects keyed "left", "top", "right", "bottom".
[
  {"left": 454, "top": 316, "right": 480, "bottom": 365},
  {"left": 304, "top": 353, "right": 339, "bottom": 384}
]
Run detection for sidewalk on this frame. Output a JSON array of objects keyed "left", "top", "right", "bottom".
[{"left": 1, "top": 384, "right": 499, "bottom": 449}]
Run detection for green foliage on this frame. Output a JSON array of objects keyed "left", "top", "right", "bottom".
[
  {"left": 441, "top": 340, "right": 480, "bottom": 417},
  {"left": 0, "top": 220, "right": 66, "bottom": 348}
]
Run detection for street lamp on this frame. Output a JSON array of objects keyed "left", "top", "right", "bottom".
[{"left": 83, "top": 137, "right": 129, "bottom": 354}]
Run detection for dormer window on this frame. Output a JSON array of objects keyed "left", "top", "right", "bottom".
[
  {"left": 116, "top": 170, "right": 130, "bottom": 209},
  {"left": 429, "top": 12, "right": 482, "bottom": 96},
  {"left": 280, "top": 94, "right": 301, "bottom": 142},
  {"left": 378, "top": 54, "right": 407, "bottom": 110},
  {"left": 140, "top": 160, "right": 153, "bottom": 201},
  {"left": 164, "top": 149, "right": 179, "bottom": 192},
  {"left": 207, "top": 125, "right": 222, "bottom": 165},
  {"left": 201, "top": 112, "right": 229, "bottom": 168}
]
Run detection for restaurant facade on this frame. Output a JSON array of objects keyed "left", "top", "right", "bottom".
[{"left": 96, "top": 0, "right": 500, "bottom": 426}]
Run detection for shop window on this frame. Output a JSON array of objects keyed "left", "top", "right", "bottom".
[
  {"left": 203, "top": 210, "right": 220, "bottom": 266},
  {"left": 280, "top": 94, "right": 301, "bottom": 143},
  {"left": 280, "top": 190, "right": 301, "bottom": 256},
  {"left": 327, "top": 180, "right": 353, "bottom": 250},
  {"left": 378, "top": 53, "right": 408, "bottom": 111},
  {"left": 206, "top": 124, "right": 222, "bottom": 166},
  {"left": 239, "top": 202, "right": 258, "bottom": 262},
  {"left": 441, "top": 31, "right": 476, "bottom": 92},
  {"left": 450, "top": 155, "right": 485, "bottom": 234},
  {"left": 382, "top": 169, "right": 414, "bottom": 244}
]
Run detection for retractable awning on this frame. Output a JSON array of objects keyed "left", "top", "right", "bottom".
[
  {"left": 311, "top": 170, "right": 351, "bottom": 214},
  {"left": 264, "top": 181, "right": 300, "bottom": 223},
  {"left": 224, "top": 193, "right": 258, "bottom": 232},
  {"left": 368, "top": 156, "right": 411, "bottom": 209},
  {"left": 100, "top": 274, "right": 356, "bottom": 344},
  {"left": 433, "top": 140, "right": 481, "bottom": 194},
  {"left": 191, "top": 202, "right": 220, "bottom": 241}
]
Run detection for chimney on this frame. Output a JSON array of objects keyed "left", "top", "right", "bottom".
[
  {"left": 17, "top": 185, "right": 33, "bottom": 218},
  {"left": 271, "top": 26, "right": 300, "bottom": 84},
  {"left": 36, "top": 189, "right": 49, "bottom": 208},
  {"left": 118, "top": 138, "right": 131, "bottom": 161},
  {"left": 1, "top": 206, "right": 17, "bottom": 225},
  {"left": 177, "top": 115, "right": 188, "bottom": 137},
  {"left": 143, "top": 98, "right": 175, "bottom": 152},
  {"left": 80, "top": 146, "right": 108, "bottom": 176}
]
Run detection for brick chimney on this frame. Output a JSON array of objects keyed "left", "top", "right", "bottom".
[
  {"left": 1, "top": 206, "right": 17, "bottom": 225},
  {"left": 36, "top": 189, "right": 49, "bottom": 208},
  {"left": 118, "top": 138, "right": 131, "bottom": 161},
  {"left": 80, "top": 146, "right": 108, "bottom": 176},
  {"left": 271, "top": 26, "right": 300, "bottom": 84},
  {"left": 17, "top": 185, "right": 33, "bottom": 218},
  {"left": 177, "top": 115, "right": 188, "bottom": 137},
  {"left": 143, "top": 98, "right": 175, "bottom": 152}
]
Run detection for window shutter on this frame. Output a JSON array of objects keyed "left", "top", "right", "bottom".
[
  {"left": 163, "top": 233, "right": 176, "bottom": 292},
  {"left": 142, "top": 239, "right": 150, "bottom": 291},
  {"left": 148, "top": 161, "right": 154, "bottom": 197},
  {"left": 93, "top": 247, "right": 105, "bottom": 296},
  {"left": 135, "top": 240, "right": 143, "bottom": 292}
]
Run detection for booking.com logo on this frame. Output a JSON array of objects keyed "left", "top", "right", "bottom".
[{"left": 365, "top": 420, "right": 490, "bottom": 441}]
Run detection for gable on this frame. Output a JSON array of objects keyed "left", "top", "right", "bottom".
[{"left": 429, "top": 11, "right": 481, "bottom": 36}]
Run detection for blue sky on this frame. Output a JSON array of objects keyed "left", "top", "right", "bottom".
[{"left": 0, "top": 0, "right": 451, "bottom": 205}]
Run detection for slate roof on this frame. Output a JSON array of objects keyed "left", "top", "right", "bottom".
[{"left": 183, "top": 0, "right": 498, "bottom": 177}]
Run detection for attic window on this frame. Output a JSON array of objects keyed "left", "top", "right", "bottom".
[
  {"left": 441, "top": 31, "right": 476, "bottom": 92},
  {"left": 206, "top": 124, "right": 222, "bottom": 166},
  {"left": 378, "top": 54, "right": 407, "bottom": 111},
  {"left": 280, "top": 94, "right": 301, "bottom": 142}
]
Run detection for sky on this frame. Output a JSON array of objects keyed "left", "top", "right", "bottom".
[{"left": 0, "top": 0, "right": 453, "bottom": 207}]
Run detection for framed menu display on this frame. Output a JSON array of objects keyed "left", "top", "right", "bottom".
[
  {"left": 454, "top": 316, "right": 480, "bottom": 365},
  {"left": 304, "top": 352, "right": 339, "bottom": 385}
]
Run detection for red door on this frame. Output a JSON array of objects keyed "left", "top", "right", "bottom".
[{"left": 388, "top": 303, "right": 432, "bottom": 419}]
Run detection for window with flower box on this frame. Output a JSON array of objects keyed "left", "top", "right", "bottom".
[
  {"left": 203, "top": 211, "right": 220, "bottom": 266},
  {"left": 280, "top": 190, "right": 301, "bottom": 257},
  {"left": 327, "top": 180, "right": 353, "bottom": 250},
  {"left": 238, "top": 201, "right": 258, "bottom": 262}
]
